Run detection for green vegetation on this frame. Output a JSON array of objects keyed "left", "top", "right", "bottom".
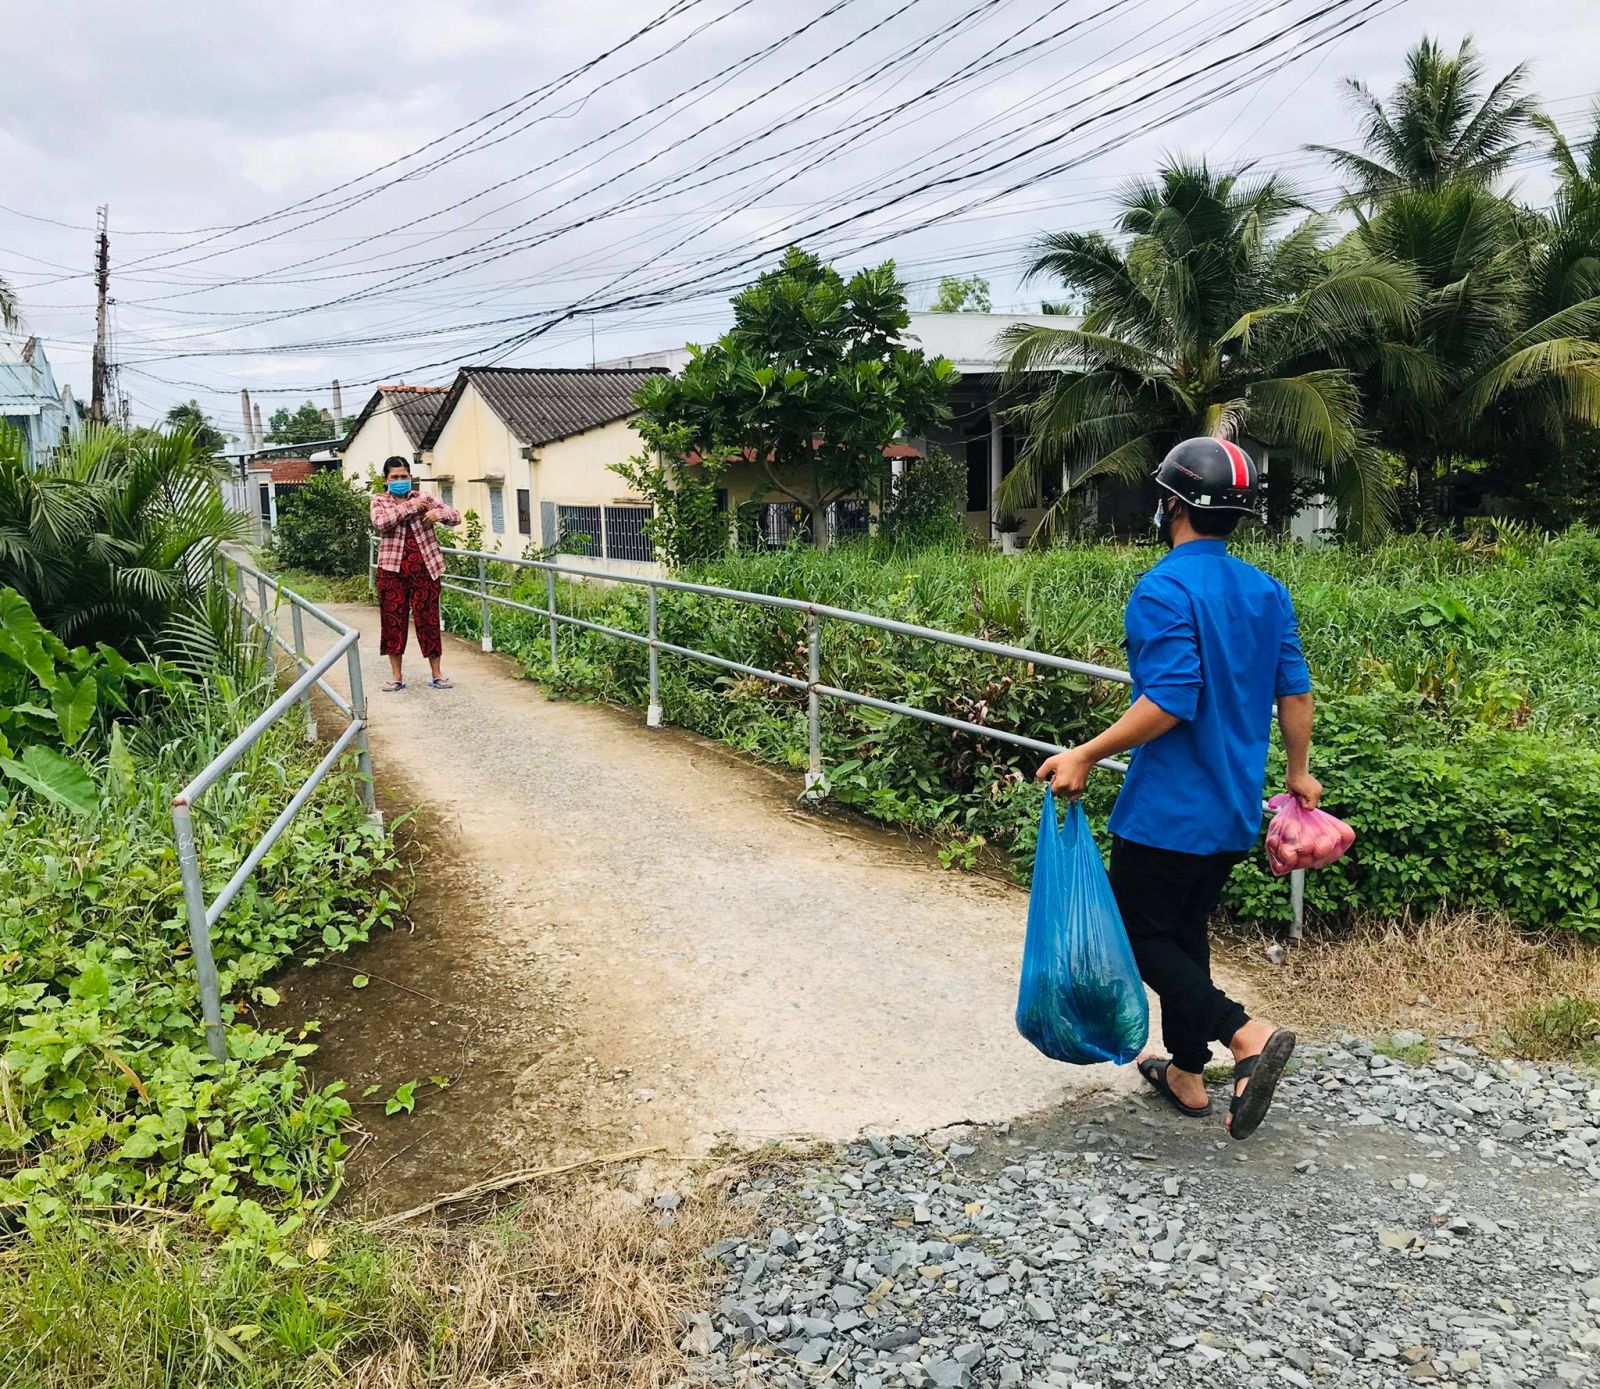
[
  {"left": 1, "top": 427, "right": 401, "bottom": 1241},
  {"left": 445, "top": 528, "right": 1600, "bottom": 935},
  {"left": 1505, "top": 996, "right": 1600, "bottom": 1062},
  {"left": 266, "top": 471, "right": 370, "bottom": 579},
  {"left": 265, "top": 401, "right": 337, "bottom": 447}
]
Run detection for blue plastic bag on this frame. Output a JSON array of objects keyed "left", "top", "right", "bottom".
[{"left": 1015, "top": 790, "right": 1148, "bottom": 1065}]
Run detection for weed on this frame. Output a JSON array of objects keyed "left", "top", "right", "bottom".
[{"left": 1504, "top": 996, "right": 1600, "bottom": 1062}]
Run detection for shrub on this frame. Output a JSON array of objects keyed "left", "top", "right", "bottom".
[
  {"left": 879, "top": 447, "right": 969, "bottom": 548},
  {"left": 270, "top": 472, "right": 369, "bottom": 577}
]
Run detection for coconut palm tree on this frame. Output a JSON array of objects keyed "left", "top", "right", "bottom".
[
  {"left": 1306, "top": 36, "right": 1539, "bottom": 206},
  {"left": 0, "top": 422, "right": 247, "bottom": 656},
  {"left": 0, "top": 274, "right": 17, "bottom": 331},
  {"left": 997, "top": 161, "right": 1415, "bottom": 541},
  {"left": 1337, "top": 108, "right": 1600, "bottom": 519}
]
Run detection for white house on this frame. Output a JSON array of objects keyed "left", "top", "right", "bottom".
[
  {"left": 0, "top": 335, "right": 76, "bottom": 468},
  {"left": 420, "top": 366, "right": 665, "bottom": 572}
]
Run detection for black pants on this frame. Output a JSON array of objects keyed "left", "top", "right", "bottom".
[{"left": 1109, "top": 836, "right": 1250, "bottom": 1075}]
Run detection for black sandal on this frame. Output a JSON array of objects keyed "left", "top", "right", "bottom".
[
  {"left": 1138, "top": 1057, "right": 1213, "bottom": 1118},
  {"left": 1228, "top": 1028, "right": 1296, "bottom": 1141}
]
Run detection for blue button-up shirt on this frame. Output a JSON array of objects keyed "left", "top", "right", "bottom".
[{"left": 1108, "top": 540, "right": 1312, "bottom": 856}]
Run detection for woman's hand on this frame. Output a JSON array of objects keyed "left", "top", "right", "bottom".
[{"left": 409, "top": 495, "right": 430, "bottom": 514}]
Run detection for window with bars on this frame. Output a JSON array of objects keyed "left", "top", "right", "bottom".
[
  {"left": 603, "top": 505, "right": 655, "bottom": 563},
  {"left": 831, "top": 498, "right": 870, "bottom": 538},
  {"left": 516, "top": 488, "right": 532, "bottom": 535},
  {"left": 488, "top": 485, "right": 505, "bottom": 533},
  {"left": 440, "top": 481, "right": 454, "bottom": 508},
  {"left": 557, "top": 504, "right": 602, "bottom": 558}
]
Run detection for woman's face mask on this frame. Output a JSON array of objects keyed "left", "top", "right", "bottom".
[{"left": 386, "top": 478, "right": 412, "bottom": 497}]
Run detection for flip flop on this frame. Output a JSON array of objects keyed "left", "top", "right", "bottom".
[
  {"left": 381, "top": 680, "right": 406, "bottom": 693},
  {"left": 1138, "top": 1057, "right": 1213, "bottom": 1118},
  {"left": 1228, "top": 1028, "right": 1297, "bottom": 1141},
  {"left": 428, "top": 676, "right": 453, "bottom": 689}
]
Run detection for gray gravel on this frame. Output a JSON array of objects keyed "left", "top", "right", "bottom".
[{"left": 682, "top": 1038, "right": 1600, "bottom": 1389}]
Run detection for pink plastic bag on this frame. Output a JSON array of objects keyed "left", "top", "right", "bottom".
[{"left": 1264, "top": 794, "right": 1355, "bottom": 877}]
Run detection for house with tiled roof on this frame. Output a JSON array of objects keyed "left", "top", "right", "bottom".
[
  {"left": 419, "top": 366, "right": 665, "bottom": 569},
  {"left": 338, "top": 384, "right": 450, "bottom": 495}
]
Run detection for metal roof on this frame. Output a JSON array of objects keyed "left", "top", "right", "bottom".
[
  {"left": 342, "top": 384, "right": 448, "bottom": 449},
  {"left": 421, "top": 366, "right": 663, "bottom": 450}
]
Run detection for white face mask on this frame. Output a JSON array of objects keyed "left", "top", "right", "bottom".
[{"left": 1152, "top": 499, "right": 1165, "bottom": 530}]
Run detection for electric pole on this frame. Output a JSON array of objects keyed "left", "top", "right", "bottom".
[{"left": 90, "top": 206, "right": 110, "bottom": 424}]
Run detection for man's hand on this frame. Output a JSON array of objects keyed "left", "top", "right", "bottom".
[
  {"left": 1286, "top": 769, "right": 1323, "bottom": 810},
  {"left": 1036, "top": 747, "right": 1092, "bottom": 799}
]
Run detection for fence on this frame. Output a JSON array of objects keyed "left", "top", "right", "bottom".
[
  {"left": 419, "top": 543, "right": 1307, "bottom": 937},
  {"left": 171, "top": 553, "right": 376, "bottom": 1061}
]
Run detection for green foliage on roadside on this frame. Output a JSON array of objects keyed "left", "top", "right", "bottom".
[
  {"left": 0, "top": 1217, "right": 401, "bottom": 1388},
  {"left": 444, "top": 530, "right": 1600, "bottom": 934},
  {"left": 878, "top": 447, "right": 971, "bottom": 549},
  {"left": 268, "top": 472, "right": 369, "bottom": 578}
]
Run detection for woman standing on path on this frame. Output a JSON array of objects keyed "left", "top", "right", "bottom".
[{"left": 370, "top": 455, "right": 460, "bottom": 692}]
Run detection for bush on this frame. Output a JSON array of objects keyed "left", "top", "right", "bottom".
[
  {"left": 441, "top": 531, "right": 1600, "bottom": 935},
  {"left": 270, "top": 472, "right": 369, "bottom": 578},
  {"left": 879, "top": 447, "right": 969, "bottom": 547}
]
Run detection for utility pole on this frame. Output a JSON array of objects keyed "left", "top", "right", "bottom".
[
  {"left": 90, "top": 206, "right": 110, "bottom": 423},
  {"left": 241, "top": 389, "right": 254, "bottom": 452}
]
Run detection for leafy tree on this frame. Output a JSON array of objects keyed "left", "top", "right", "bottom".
[
  {"left": 265, "top": 401, "right": 336, "bottom": 446},
  {"left": 0, "top": 274, "right": 16, "bottom": 331},
  {"left": 269, "top": 471, "right": 369, "bottom": 577},
  {"left": 930, "top": 274, "right": 992, "bottom": 313},
  {"left": 998, "top": 161, "right": 1414, "bottom": 541},
  {"left": 610, "top": 424, "right": 731, "bottom": 569},
  {"left": 1329, "top": 106, "right": 1600, "bottom": 523},
  {"left": 1306, "top": 37, "right": 1538, "bottom": 206},
  {"left": 0, "top": 422, "right": 246, "bottom": 656},
  {"left": 161, "top": 399, "right": 227, "bottom": 455},
  {"left": 633, "top": 248, "right": 955, "bottom": 548}
]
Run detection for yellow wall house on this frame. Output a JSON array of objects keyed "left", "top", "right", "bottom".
[
  {"left": 419, "top": 367, "right": 665, "bottom": 574},
  {"left": 339, "top": 385, "right": 449, "bottom": 494}
]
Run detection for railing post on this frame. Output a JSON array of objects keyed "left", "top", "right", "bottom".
[
  {"left": 368, "top": 536, "right": 376, "bottom": 595},
  {"left": 805, "top": 611, "right": 825, "bottom": 795},
  {"left": 646, "top": 583, "right": 662, "bottom": 728},
  {"left": 1290, "top": 868, "right": 1305, "bottom": 943},
  {"left": 345, "top": 639, "right": 379, "bottom": 820},
  {"left": 254, "top": 571, "right": 274, "bottom": 657},
  {"left": 290, "top": 603, "right": 317, "bottom": 742},
  {"left": 172, "top": 800, "right": 227, "bottom": 1062},
  {"left": 477, "top": 556, "right": 493, "bottom": 652},
  {"left": 546, "top": 569, "right": 559, "bottom": 674},
  {"left": 237, "top": 559, "right": 250, "bottom": 610}
]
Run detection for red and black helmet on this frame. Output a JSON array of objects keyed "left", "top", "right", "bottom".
[{"left": 1154, "top": 437, "right": 1260, "bottom": 512}]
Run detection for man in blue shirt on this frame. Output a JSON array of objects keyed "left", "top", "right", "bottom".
[{"left": 1036, "top": 438, "right": 1321, "bottom": 1140}]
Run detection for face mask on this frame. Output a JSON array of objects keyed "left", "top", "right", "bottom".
[
  {"left": 1155, "top": 497, "right": 1176, "bottom": 549},
  {"left": 386, "top": 479, "right": 412, "bottom": 497}
]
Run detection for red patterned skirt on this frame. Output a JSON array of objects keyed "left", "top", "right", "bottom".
[{"left": 376, "top": 534, "right": 442, "bottom": 659}]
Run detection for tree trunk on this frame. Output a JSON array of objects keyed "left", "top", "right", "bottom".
[{"left": 809, "top": 487, "right": 832, "bottom": 550}]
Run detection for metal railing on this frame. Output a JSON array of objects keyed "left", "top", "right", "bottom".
[
  {"left": 407, "top": 543, "right": 1307, "bottom": 936},
  {"left": 172, "top": 554, "right": 376, "bottom": 1061}
]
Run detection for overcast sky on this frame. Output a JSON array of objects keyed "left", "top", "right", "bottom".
[{"left": 2, "top": 0, "right": 1593, "bottom": 436}]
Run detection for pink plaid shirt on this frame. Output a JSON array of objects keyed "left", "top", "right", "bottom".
[{"left": 370, "top": 491, "right": 461, "bottom": 579}]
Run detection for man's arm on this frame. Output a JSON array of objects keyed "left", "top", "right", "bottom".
[
  {"left": 1036, "top": 696, "right": 1180, "bottom": 798},
  {"left": 1277, "top": 692, "right": 1322, "bottom": 809}
]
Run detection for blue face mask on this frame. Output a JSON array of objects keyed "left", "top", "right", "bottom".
[{"left": 386, "top": 478, "right": 412, "bottom": 497}]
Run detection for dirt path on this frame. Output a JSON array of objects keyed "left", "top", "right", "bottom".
[{"left": 267, "top": 594, "right": 1253, "bottom": 1203}]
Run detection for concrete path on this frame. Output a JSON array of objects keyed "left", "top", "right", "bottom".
[{"left": 273, "top": 592, "right": 1241, "bottom": 1163}]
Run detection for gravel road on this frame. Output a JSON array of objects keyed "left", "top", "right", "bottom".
[{"left": 682, "top": 1036, "right": 1600, "bottom": 1389}]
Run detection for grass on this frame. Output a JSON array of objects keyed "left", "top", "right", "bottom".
[
  {"left": 1505, "top": 996, "right": 1600, "bottom": 1063},
  {"left": 1235, "top": 909, "right": 1600, "bottom": 1059},
  {"left": 0, "top": 1169, "right": 751, "bottom": 1389},
  {"left": 270, "top": 567, "right": 371, "bottom": 606}
]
